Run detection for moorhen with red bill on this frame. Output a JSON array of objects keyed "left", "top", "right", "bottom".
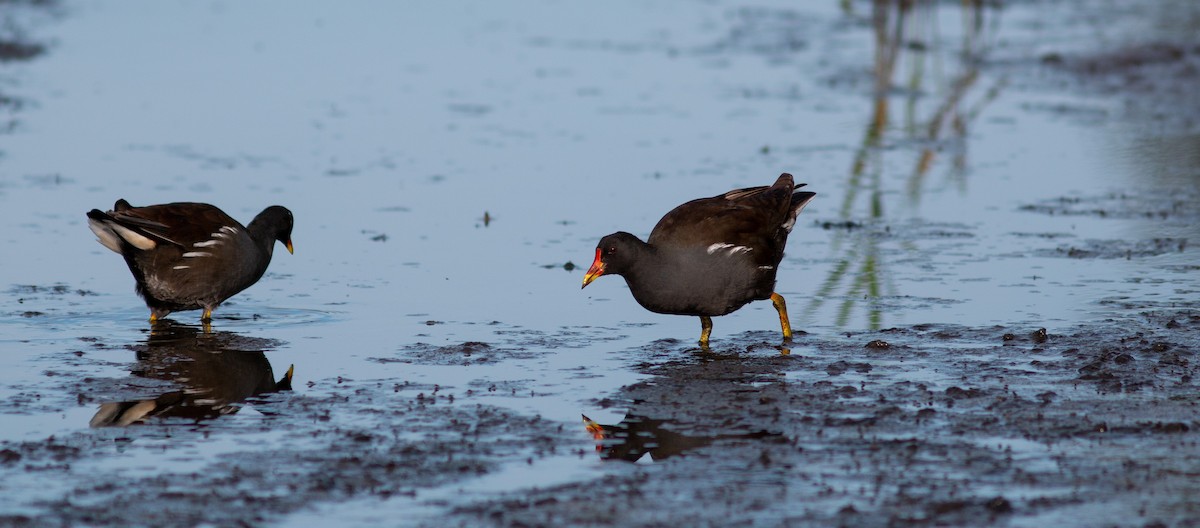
[
  {"left": 87, "top": 200, "right": 294, "bottom": 323},
  {"left": 582, "top": 173, "right": 815, "bottom": 346}
]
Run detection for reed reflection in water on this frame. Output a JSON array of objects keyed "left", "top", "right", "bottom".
[{"left": 813, "top": 0, "right": 1004, "bottom": 329}]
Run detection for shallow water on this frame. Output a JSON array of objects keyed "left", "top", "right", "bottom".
[{"left": 1, "top": 0, "right": 1199, "bottom": 526}]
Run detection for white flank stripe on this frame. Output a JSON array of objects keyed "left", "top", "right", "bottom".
[
  {"left": 707, "top": 243, "right": 751, "bottom": 255},
  {"left": 173, "top": 265, "right": 190, "bottom": 270},
  {"left": 758, "top": 265, "right": 774, "bottom": 270},
  {"left": 220, "top": 226, "right": 239, "bottom": 234},
  {"left": 193, "top": 240, "right": 220, "bottom": 247},
  {"left": 182, "top": 251, "right": 212, "bottom": 258}
]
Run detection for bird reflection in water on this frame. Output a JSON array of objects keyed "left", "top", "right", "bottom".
[
  {"left": 90, "top": 322, "right": 294, "bottom": 427},
  {"left": 582, "top": 413, "right": 780, "bottom": 462}
]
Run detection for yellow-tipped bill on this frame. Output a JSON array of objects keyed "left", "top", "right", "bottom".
[
  {"left": 581, "top": 248, "right": 605, "bottom": 288},
  {"left": 581, "top": 414, "right": 604, "bottom": 439},
  {"left": 285, "top": 239, "right": 294, "bottom": 254}
]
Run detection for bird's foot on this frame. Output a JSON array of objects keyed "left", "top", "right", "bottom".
[
  {"left": 698, "top": 316, "right": 713, "bottom": 348},
  {"left": 770, "top": 292, "right": 793, "bottom": 342}
]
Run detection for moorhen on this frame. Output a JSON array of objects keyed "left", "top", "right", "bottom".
[
  {"left": 87, "top": 200, "right": 294, "bottom": 322},
  {"left": 582, "top": 173, "right": 815, "bottom": 346},
  {"left": 89, "top": 322, "right": 294, "bottom": 427}
]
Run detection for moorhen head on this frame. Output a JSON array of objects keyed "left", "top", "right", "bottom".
[
  {"left": 87, "top": 200, "right": 294, "bottom": 323},
  {"left": 582, "top": 173, "right": 815, "bottom": 346}
]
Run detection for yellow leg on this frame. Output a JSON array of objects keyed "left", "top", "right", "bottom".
[
  {"left": 149, "top": 313, "right": 158, "bottom": 323},
  {"left": 771, "top": 292, "right": 793, "bottom": 342},
  {"left": 699, "top": 316, "right": 713, "bottom": 347},
  {"left": 201, "top": 308, "right": 213, "bottom": 321}
]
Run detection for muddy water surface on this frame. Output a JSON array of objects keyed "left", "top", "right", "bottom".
[{"left": 1, "top": 1, "right": 1198, "bottom": 526}]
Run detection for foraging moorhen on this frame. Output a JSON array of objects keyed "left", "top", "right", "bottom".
[
  {"left": 582, "top": 173, "right": 815, "bottom": 346},
  {"left": 89, "top": 322, "right": 295, "bottom": 427},
  {"left": 87, "top": 200, "right": 294, "bottom": 322}
]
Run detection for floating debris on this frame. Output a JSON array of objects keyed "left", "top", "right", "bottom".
[{"left": 541, "top": 261, "right": 577, "bottom": 272}]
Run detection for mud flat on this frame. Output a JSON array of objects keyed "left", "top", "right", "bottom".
[{"left": 1, "top": 0, "right": 1199, "bottom": 527}]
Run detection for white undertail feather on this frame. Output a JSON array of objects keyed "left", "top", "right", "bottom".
[
  {"left": 111, "top": 223, "right": 157, "bottom": 250},
  {"left": 193, "top": 240, "right": 221, "bottom": 247},
  {"left": 182, "top": 251, "right": 213, "bottom": 258},
  {"left": 88, "top": 218, "right": 124, "bottom": 253},
  {"left": 88, "top": 218, "right": 157, "bottom": 252},
  {"left": 706, "top": 243, "right": 752, "bottom": 255},
  {"left": 90, "top": 400, "right": 157, "bottom": 427},
  {"left": 122, "top": 400, "right": 157, "bottom": 425},
  {"left": 173, "top": 265, "right": 190, "bottom": 270},
  {"left": 781, "top": 198, "right": 814, "bottom": 233},
  {"left": 88, "top": 402, "right": 122, "bottom": 427}
]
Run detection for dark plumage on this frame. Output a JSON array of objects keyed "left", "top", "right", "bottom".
[
  {"left": 86, "top": 200, "right": 294, "bottom": 322},
  {"left": 89, "top": 322, "right": 294, "bottom": 427},
  {"left": 582, "top": 413, "right": 779, "bottom": 462},
  {"left": 582, "top": 173, "right": 815, "bottom": 346}
]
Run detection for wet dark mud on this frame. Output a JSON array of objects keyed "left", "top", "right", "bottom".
[
  {"left": 1039, "top": 38, "right": 1200, "bottom": 131},
  {"left": 994, "top": 0, "right": 1200, "bottom": 135},
  {"left": 1, "top": 407, "right": 562, "bottom": 527},
  {"left": 8, "top": 312, "right": 1197, "bottom": 527},
  {"left": 1020, "top": 191, "right": 1200, "bottom": 225},
  {"left": 0, "top": 341, "right": 567, "bottom": 527},
  {"left": 1033, "top": 238, "right": 1188, "bottom": 260},
  {"left": 442, "top": 311, "right": 1200, "bottom": 527},
  {"left": 381, "top": 327, "right": 628, "bottom": 367}
]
